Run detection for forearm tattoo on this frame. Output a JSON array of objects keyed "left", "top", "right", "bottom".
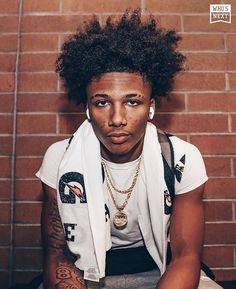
[
  {"left": 55, "top": 260, "right": 86, "bottom": 289},
  {"left": 43, "top": 198, "right": 66, "bottom": 251}
]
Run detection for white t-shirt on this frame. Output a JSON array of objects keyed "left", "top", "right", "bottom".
[{"left": 36, "top": 135, "right": 208, "bottom": 248}]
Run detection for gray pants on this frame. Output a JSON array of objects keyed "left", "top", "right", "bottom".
[
  {"left": 86, "top": 269, "right": 161, "bottom": 289},
  {"left": 38, "top": 270, "right": 223, "bottom": 289}
]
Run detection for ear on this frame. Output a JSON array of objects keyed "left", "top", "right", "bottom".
[
  {"left": 148, "top": 99, "right": 156, "bottom": 120},
  {"left": 150, "top": 98, "right": 156, "bottom": 110}
]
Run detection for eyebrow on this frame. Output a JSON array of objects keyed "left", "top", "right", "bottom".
[{"left": 90, "top": 93, "right": 144, "bottom": 100}]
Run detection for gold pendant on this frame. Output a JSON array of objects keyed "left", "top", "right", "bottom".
[{"left": 113, "top": 211, "right": 128, "bottom": 230}]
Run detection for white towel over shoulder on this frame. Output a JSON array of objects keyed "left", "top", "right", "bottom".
[{"left": 57, "top": 120, "right": 168, "bottom": 281}]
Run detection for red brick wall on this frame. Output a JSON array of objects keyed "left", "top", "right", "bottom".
[{"left": 0, "top": 0, "right": 235, "bottom": 287}]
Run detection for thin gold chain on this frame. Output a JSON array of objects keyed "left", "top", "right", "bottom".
[
  {"left": 102, "top": 156, "right": 142, "bottom": 194},
  {"left": 106, "top": 180, "right": 133, "bottom": 211},
  {"left": 102, "top": 156, "right": 142, "bottom": 211}
]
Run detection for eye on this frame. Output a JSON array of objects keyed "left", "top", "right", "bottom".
[
  {"left": 95, "top": 100, "right": 110, "bottom": 107},
  {"left": 126, "top": 100, "right": 141, "bottom": 106}
]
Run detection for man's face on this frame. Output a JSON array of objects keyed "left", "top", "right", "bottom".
[{"left": 86, "top": 72, "right": 154, "bottom": 163}]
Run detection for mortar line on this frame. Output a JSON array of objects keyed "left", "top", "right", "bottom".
[{"left": 9, "top": 0, "right": 23, "bottom": 286}]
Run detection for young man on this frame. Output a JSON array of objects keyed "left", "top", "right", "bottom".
[{"left": 36, "top": 10, "right": 222, "bottom": 289}]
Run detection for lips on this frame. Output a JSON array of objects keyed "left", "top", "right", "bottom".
[{"left": 107, "top": 132, "right": 130, "bottom": 144}]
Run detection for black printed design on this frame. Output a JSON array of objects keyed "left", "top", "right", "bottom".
[
  {"left": 164, "top": 189, "right": 173, "bottom": 215},
  {"left": 59, "top": 172, "right": 87, "bottom": 204},
  {"left": 64, "top": 223, "right": 77, "bottom": 242},
  {"left": 105, "top": 204, "right": 110, "bottom": 222},
  {"left": 174, "top": 154, "right": 186, "bottom": 183}
]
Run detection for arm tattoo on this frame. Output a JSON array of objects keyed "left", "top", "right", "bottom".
[
  {"left": 42, "top": 197, "right": 66, "bottom": 251},
  {"left": 55, "top": 260, "right": 86, "bottom": 289}
]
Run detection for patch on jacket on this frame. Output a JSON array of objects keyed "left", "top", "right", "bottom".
[
  {"left": 174, "top": 154, "right": 186, "bottom": 183},
  {"left": 58, "top": 171, "right": 87, "bottom": 204},
  {"left": 164, "top": 189, "right": 173, "bottom": 215}
]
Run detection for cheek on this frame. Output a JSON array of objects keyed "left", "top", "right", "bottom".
[{"left": 91, "top": 119, "right": 107, "bottom": 139}]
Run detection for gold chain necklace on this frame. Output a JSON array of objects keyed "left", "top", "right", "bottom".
[
  {"left": 102, "top": 156, "right": 142, "bottom": 230},
  {"left": 102, "top": 156, "right": 142, "bottom": 194}
]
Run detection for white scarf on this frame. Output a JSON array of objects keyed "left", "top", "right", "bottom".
[{"left": 57, "top": 120, "right": 169, "bottom": 281}]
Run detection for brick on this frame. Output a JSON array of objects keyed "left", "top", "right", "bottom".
[
  {"left": 0, "top": 157, "right": 11, "bottom": 178},
  {"left": 15, "top": 203, "right": 42, "bottom": 224},
  {"left": 174, "top": 72, "right": 225, "bottom": 91},
  {"left": 234, "top": 159, "right": 236, "bottom": 177},
  {"left": 15, "top": 157, "right": 42, "bottom": 178},
  {"left": 0, "top": 226, "right": 10, "bottom": 246},
  {"left": 0, "top": 272, "right": 9, "bottom": 289},
  {"left": 184, "top": 16, "right": 236, "bottom": 33},
  {"left": 0, "top": 136, "right": 13, "bottom": 155},
  {"left": 0, "top": 53, "right": 16, "bottom": 72},
  {"left": 17, "top": 93, "right": 79, "bottom": 113},
  {"left": 185, "top": 53, "right": 227, "bottom": 71},
  {"left": 23, "top": 0, "right": 60, "bottom": 13},
  {"left": 0, "top": 203, "right": 11, "bottom": 224},
  {"left": 0, "top": 115, "right": 13, "bottom": 133},
  {"left": 204, "top": 179, "right": 236, "bottom": 199},
  {"left": 231, "top": 115, "right": 236, "bottom": 132},
  {"left": 0, "top": 248, "right": 9, "bottom": 269},
  {"left": 202, "top": 246, "right": 234, "bottom": 267},
  {"left": 204, "top": 223, "right": 236, "bottom": 244},
  {"left": 18, "top": 73, "right": 57, "bottom": 92},
  {"left": 19, "top": 53, "right": 57, "bottom": 72},
  {"left": 214, "top": 269, "right": 236, "bottom": 281},
  {"left": 13, "top": 225, "right": 41, "bottom": 246},
  {"left": 0, "top": 180, "right": 11, "bottom": 201},
  {"left": 227, "top": 34, "right": 236, "bottom": 52},
  {"left": 180, "top": 34, "right": 225, "bottom": 51},
  {"left": 13, "top": 248, "right": 42, "bottom": 270},
  {"left": 156, "top": 113, "right": 228, "bottom": 133},
  {"left": 0, "top": 16, "right": 18, "bottom": 33},
  {"left": 0, "top": 94, "right": 14, "bottom": 113},
  {"left": 158, "top": 93, "right": 185, "bottom": 112},
  {"left": 154, "top": 15, "right": 181, "bottom": 31},
  {"left": 204, "top": 201, "right": 233, "bottom": 221},
  {"left": 234, "top": 203, "right": 236, "bottom": 219},
  {"left": 12, "top": 271, "right": 40, "bottom": 287},
  {"left": 16, "top": 136, "right": 65, "bottom": 156},
  {"left": 188, "top": 93, "right": 236, "bottom": 112},
  {"left": 0, "top": 0, "right": 19, "bottom": 13},
  {"left": 15, "top": 180, "right": 43, "bottom": 201},
  {"left": 204, "top": 157, "right": 231, "bottom": 177},
  {"left": 190, "top": 135, "right": 236, "bottom": 155},
  {"left": 0, "top": 35, "right": 17, "bottom": 52},
  {"left": 228, "top": 53, "right": 236, "bottom": 71},
  {"left": 22, "top": 15, "right": 90, "bottom": 33},
  {"left": 59, "top": 113, "right": 86, "bottom": 134},
  {"left": 229, "top": 73, "right": 236, "bottom": 90},
  {"left": 0, "top": 74, "right": 15, "bottom": 92},
  {"left": 64, "top": 0, "right": 140, "bottom": 13},
  {"left": 17, "top": 114, "right": 56, "bottom": 133},
  {"left": 146, "top": 0, "right": 212, "bottom": 13},
  {"left": 21, "top": 34, "right": 58, "bottom": 52}
]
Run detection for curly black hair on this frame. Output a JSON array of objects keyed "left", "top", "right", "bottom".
[{"left": 56, "top": 9, "right": 185, "bottom": 106}]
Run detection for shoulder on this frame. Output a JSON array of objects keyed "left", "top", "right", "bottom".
[
  {"left": 44, "top": 138, "right": 70, "bottom": 160},
  {"left": 36, "top": 138, "right": 70, "bottom": 189},
  {"left": 168, "top": 135, "right": 208, "bottom": 195},
  {"left": 169, "top": 135, "right": 203, "bottom": 163}
]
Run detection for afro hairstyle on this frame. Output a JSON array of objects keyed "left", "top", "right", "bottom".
[{"left": 56, "top": 9, "right": 185, "bottom": 106}]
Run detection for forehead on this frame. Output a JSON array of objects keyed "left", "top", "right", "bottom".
[{"left": 86, "top": 72, "right": 151, "bottom": 96}]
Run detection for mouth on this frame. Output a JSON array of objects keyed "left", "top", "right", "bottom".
[{"left": 107, "top": 132, "right": 130, "bottom": 144}]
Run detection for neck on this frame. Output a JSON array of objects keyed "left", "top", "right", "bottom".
[{"left": 100, "top": 138, "right": 144, "bottom": 163}]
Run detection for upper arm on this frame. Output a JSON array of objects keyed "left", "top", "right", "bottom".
[
  {"left": 41, "top": 182, "right": 67, "bottom": 254},
  {"left": 169, "top": 184, "right": 205, "bottom": 261}
]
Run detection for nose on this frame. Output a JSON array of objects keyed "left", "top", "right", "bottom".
[{"left": 108, "top": 104, "right": 127, "bottom": 127}]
